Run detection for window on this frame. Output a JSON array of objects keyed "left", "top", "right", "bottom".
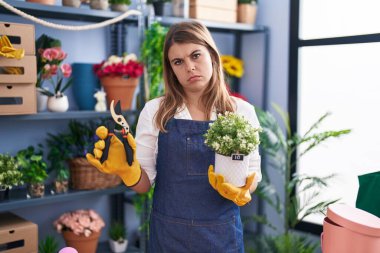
[{"left": 290, "top": 1, "right": 380, "bottom": 231}]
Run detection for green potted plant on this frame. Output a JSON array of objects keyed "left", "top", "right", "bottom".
[
  {"left": 39, "top": 235, "right": 59, "bottom": 253},
  {"left": 109, "top": 0, "right": 131, "bottom": 12},
  {"left": 46, "top": 141, "right": 70, "bottom": 194},
  {"left": 245, "top": 105, "right": 351, "bottom": 253},
  {"left": 141, "top": 22, "right": 168, "bottom": 101},
  {"left": 0, "top": 154, "right": 23, "bottom": 200},
  {"left": 237, "top": 0, "right": 258, "bottom": 24},
  {"left": 16, "top": 145, "right": 48, "bottom": 198},
  {"left": 204, "top": 111, "right": 261, "bottom": 187},
  {"left": 108, "top": 221, "right": 128, "bottom": 253}
]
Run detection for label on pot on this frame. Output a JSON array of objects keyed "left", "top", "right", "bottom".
[{"left": 231, "top": 154, "right": 244, "bottom": 161}]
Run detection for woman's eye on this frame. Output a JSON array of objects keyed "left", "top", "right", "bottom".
[
  {"left": 192, "top": 53, "right": 201, "bottom": 59},
  {"left": 174, "top": 60, "right": 182, "bottom": 65}
]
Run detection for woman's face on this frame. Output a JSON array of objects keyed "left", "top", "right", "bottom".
[{"left": 168, "top": 42, "right": 213, "bottom": 95}]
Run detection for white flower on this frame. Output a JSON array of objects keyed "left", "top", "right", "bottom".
[
  {"left": 123, "top": 53, "right": 137, "bottom": 64},
  {"left": 104, "top": 55, "right": 122, "bottom": 67}
]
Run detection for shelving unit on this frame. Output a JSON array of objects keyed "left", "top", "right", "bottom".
[{"left": 1, "top": 1, "right": 269, "bottom": 251}]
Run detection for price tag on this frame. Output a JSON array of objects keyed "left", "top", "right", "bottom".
[{"left": 231, "top": 154, "right": 244, "bottom": 161}]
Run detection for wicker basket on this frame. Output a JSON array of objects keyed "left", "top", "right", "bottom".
[{"left": 68, "top": 157, "right": 121, "bottom": 190}]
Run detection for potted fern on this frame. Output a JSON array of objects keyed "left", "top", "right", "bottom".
[
  {"left": 108, "top": 221, "right": 128, "bottom": 253},
  {"left": 0, "top": 154, "right": 23, "bottom": 200},
  {"left": 16, "top": 145, "right": 48, "bottom": 198}
]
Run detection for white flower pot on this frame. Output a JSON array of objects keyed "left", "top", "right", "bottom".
[
  {"left": 109, "top": 239, "right": 128, "bottom": 253},
  {"left": 36, "top": 90, "right": 48, "bottom": 112},
  {"left": 214, "top": 153, "right": 249, "bottom": 187},
  {"left": 47, "top": 94, "right": 69, "bottom": 112}
]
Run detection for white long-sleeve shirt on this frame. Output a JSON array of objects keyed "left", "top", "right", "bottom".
[{"left": 135, "top": 97, "right": 262, "bottom": 186}]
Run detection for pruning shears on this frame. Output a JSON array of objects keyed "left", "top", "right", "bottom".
[{"left": 100, "top": 100, "right": 134, "bottom": 166}]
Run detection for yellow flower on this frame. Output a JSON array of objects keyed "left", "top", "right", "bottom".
[{"left": 220, "top": 55, "right": 244, "bottom": 78}]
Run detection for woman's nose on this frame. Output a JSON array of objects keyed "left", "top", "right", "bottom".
[{"left": 185, "top": 60, "right": 195, "bottom": 72}]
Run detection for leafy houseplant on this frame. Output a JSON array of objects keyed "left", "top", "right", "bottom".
[
  {"left": 94, "top": 53, "right": 144, "bottom": 110},
  {"left": 246, "top": 105, "right": 351, "bottom": 253},
  {"left": 141, "top": 22, "right": 168, "bottom": 100},
  {"left": 204, "top": 112, "right": 261, "bottom": 186},
  {"left": 0, "top": 154, "right": 23, "bottom": 189},
  {"left": 39, "top": 235, "right": 59, "bottom": 253},
  {"left": 16, "top": 145, "right": 48, "bottom": 198},
  {"left": 108, "top": 221, "right": 128, "bottom": 253}
]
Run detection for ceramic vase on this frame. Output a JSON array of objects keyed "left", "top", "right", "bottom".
[
  {"left": 109, "top": 239, "right": 128, "bottom": 253},
  {"left": 47, "top": 94, "right": 69, "bottom": 112},
  {"left": 214, "top": 153, "right": 249, "bottom": 187},
  {"left": 36, "top": 89, "right": 48, "bottom": 112},
  {"left": 72, "top": 63, "right": 100, "bottom": 110},
  {"left": 63, "top": 230, "right": 101, "bottom": 253},
  {"left": 100, "top": 77, "right": 138, "bottom": 110}
]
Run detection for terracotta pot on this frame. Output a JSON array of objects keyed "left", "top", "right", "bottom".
[
  {"left": 237, "top": 3, "right": 257, "bottom": 24},
  {"left": 110, "top": 4, "right": 128, "bottom": 12},
  {"left": 90, "top": 0, "right": 108, "bottom": 10},
  {"left": 100, "top": 77, "right": 139, "bottom": 110},
  {"left": 62, "top": 0, "right": 81, "bottom": 7},
  {"left": 63, "top": 230, "right": 101, "bottom": 253}
]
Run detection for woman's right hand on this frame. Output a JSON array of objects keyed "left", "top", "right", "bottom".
[{"left": 86, "top": 126, "right": 142, "bottom": 187}]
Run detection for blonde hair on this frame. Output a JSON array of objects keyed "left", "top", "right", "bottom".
[{"left": 155, "top": 21, "right": 235, "bottom": 132}]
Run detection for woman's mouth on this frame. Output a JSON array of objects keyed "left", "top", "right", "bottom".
[{"left": 188, "top": 75, "right": 201, "bottom": 82}]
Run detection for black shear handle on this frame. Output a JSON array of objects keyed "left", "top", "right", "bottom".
[{"left": 122, "top": 136, "right": 134, "bottom": 166}]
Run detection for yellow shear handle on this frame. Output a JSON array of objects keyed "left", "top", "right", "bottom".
[{"left": 0, "top": 35, "right": 25, "bottom": 59}]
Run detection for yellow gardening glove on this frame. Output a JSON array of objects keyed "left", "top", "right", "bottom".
[
  {"left": 86, "top": 126, "right": 142, "bottom": 187},
  {"left": 0, "top": 35, "right": 25, "bottom": 59},
  {"left": 208, "top": 165, "right": 255, "bottom": 206}
]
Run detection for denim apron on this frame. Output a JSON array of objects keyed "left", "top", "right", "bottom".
[{"left": 148, "top": 118, "right": 244, "bottom": 253}]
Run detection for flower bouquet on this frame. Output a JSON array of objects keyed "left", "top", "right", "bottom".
[
  {"left": 93, "top": 53, "right": 144, "bottom": 110},
  {"left": 204, "top": 112, "right": 260, "bottom": 186},
  {"left": 54, "top": 209, "right": 105, "bottom": 253}
]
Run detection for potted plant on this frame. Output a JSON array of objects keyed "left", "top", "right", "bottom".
[
  {"left": 16, "top": 145, "right": 48, "bottom": 198},
  {"left": 39, "top": 235, "right": 59, "bottom": 253},
  {"left": 108, "top": 221, "right": 128, "bottom": 253},
  {"left": 54, "top": 209, "right": 105, "bottom": 253},
  {"left": 147, "top": 0, "right": 171, "bottom": 16},
  {"left": 109, "top": 0, "right": 131, "bottom": 12},
  {"left": 0, "top": 154, "right": 23, "bottom": 200},
  {"left": 237, "top": 0, "right": 258, "bottom": 24},
  {"left": 94, "top": 53, "right": 144, "bottom": 110},
  {"left": 140, "top": 22, "right": 168, "bottom": 101},
  {"left": 245, "top": 105, "right": 351, "bottom": 253},
  {"left": 46, "top": 120, "right": 120, "bottom": 190},
  {"left": 204, "top": 111, "right": 261, "bottom": 187},
  {"left": 36, "top": 35, "right": 73, "bottom": 112},
  {"left": 46, "top": 141, "right": 70, "bottom": 194}
]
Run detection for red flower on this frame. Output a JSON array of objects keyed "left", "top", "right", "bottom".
[{"left": 94, "top": 54, "right": 144, "bottom": 79}]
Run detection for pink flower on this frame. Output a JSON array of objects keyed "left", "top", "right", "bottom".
[
  {"left": 53, "top": 210, "right": 105, "bottom": 237},
  {"left": 61, "top": 63, "right": 72, "bottom": 78}
]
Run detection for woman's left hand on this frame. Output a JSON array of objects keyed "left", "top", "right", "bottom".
[{"left": 208, "top": 165, "right": 255, "bottom": 206}]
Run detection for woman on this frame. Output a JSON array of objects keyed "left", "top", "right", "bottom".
[{"left": 87, "top": 21, "right": 261, "bottom": 253}]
